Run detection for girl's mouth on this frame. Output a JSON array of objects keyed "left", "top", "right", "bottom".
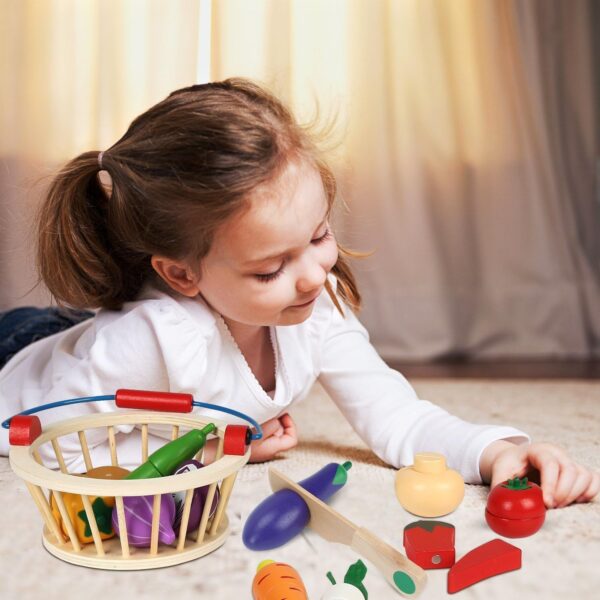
[
  {"left": 291, "top": 291, "right": 321, "bottom": 308},
  {"left": 292, "top": 298, "right": 316, "bottom": 308}
]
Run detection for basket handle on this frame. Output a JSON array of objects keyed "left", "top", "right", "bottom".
[
  {"left": 2, "top": 389, "right": 264, "bottom": 446},
  {"left": 115, "top": 389, "right": 193, "bottom": 413}
]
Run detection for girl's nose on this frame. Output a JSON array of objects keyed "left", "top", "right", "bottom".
[{"left": 296, "top": 257, "right": 327, "bottom": 293}]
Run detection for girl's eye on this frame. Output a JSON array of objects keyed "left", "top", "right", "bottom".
[
  {"left": 253, "top": 229, "right": 331, "bottom": 283},
  {"left": 312, "top": 228, "right": 332, "bottom": 245},
  {"left": 255, "top": 265, "right": 285, "bottom": 283}
]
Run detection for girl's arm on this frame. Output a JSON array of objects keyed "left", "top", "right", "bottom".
[
  {"left": 316, "top": 296, "right": 528, "bottom": 484},
  {"left": 316, "top": 292, "right": 598, "bottom": 504}
]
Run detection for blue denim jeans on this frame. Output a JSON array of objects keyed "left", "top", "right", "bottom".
[{"left": 0, "top": 307, "right": 94, "bottom": 370}]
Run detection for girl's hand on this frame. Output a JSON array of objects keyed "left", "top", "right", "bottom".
[
  {"left": 249, "top": 413, "right": 298, "bottom": 463},
  {"left": 480, "top": 440, "right": 600, "bottom": 508}
]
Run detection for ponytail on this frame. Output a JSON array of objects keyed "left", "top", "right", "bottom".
[{"left": 36, "top": 151, "right": 150, "bottom": 309}]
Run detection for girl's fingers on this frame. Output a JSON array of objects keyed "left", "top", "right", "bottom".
[
  {"left": 276, "top": 430, "right": 299, "bottom": 452},
  {"left": 527, "top": 451, "right": 560, "bottom": 507},
  {"left": 248, "top": 414, "right": 298, "bottom": 462},
  {"left": 256, "top": 426, "right": 297, "bottom": 455},
  {"left": 576, "top": 471, "right": 600, "bottom": 503},
  {"left": 557, "top": 467, "right": 591, "bottom": 507},
  {"left": 279, "top": 413, "right": 297, "bottom": 436},
  {"left": 260, "top": 416, "right": 284, "bottom": 439},
  {"left": 539, "top": 442, "right": 568, "bottom": 461},
  {"left": 276, "top": 414, "right": 298, "bottom": 451},
  {"left": 552, "top": 462, "right": 578, "bottom": 507},
  {"left": 487, "top": 444, "right": 530, "bottom": 489},
  {"left": 490, "top": 465, "right": 525, "bottom": 490}
]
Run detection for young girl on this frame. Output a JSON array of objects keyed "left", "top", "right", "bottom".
[{"left": 0, "top": 78, "right": 597, "bottom": 509}]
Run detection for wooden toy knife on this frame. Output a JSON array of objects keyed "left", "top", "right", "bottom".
[{"left": 269, "top": 467, "right": 427, "bottom": 597}]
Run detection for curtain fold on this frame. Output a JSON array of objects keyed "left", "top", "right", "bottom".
[
  {"left": 0, "top": 0, "right": 202, "bottom": 307},
  {"left": 2, "top": 0, "right": 599, "bottom": 358}
]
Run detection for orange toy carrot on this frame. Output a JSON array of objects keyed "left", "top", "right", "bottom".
[{"left": 252, "top": 560, "right": 308, "bottom": 600}]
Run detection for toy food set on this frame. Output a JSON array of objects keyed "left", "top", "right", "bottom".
[
  {"left": 268, "top": 466, "right": 427, "bottom": 597},
  {"left": 252, "top": 559, "right": 308, "bottom": 600},
  {"left": 395, "top": 452, "right": 464, "bottom": 517},
  {"left": 447, "top": 538, "right": 521, "bottom": 593},
  {"left": 403, "top": 521, "right": 455, "bottom": 570},
  {"left": 3, "top": 388, "right": 263, "bottom": 569},
  {"left": 243, "top": 461, "right": 353, "bottom": 550},
  {"left": 323, "top": 559, "right": 369, "bottom": 600},
  {"left": 485, "top": 477, "right": 546, "bottom": 537},
  {"left": 5, "top": 393, "right": 545, "bottom": 596}
]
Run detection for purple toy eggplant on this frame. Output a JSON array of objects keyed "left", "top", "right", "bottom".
[
  {"left": 171, "top": 460, "right": 221, "bottom": 533},
  {"left": 112, "top": 493, "right": 176, "bottom": 547},
  {"left": 242, "top": 461, "right": 352, "bottom": 550}
]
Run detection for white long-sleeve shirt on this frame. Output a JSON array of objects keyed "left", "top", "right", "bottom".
[{"left": 0, "top": 282, "right": 528, "bottom": 482}]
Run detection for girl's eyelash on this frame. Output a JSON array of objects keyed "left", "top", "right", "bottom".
[
  {"left": 312, "top": 228, "right": 332, "bottom": 245},
  {"left": 254, "top": 228, "right": 332, "bottom": 283},
  {"left": 255, "top": 266, "right": 285, "bottom": 283}
]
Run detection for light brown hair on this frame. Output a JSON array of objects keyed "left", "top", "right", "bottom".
[{"left": 37, "top": 78, "right": 361, "bottom": 313}]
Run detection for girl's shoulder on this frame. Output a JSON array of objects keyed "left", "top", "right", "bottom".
[
  {"left": 93, "top": 287, "right": 219, "bottom": 349},
  {"left": 129, "top": 286, "right": 216, "bottom": 329}
]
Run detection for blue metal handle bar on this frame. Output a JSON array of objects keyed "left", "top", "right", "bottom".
[
  {"left": 192, "top": 401, "right": 262, "bottom": 439},
  {"left": 1, "top": 394, "right": 263, "bottom": 440}
]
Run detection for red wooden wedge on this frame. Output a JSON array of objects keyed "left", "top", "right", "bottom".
[{"left": 447, "top": 538, "right": 521, "bottom": 593}]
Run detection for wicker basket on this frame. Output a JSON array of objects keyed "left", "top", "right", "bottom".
[{"left": 6, "top": 391, "right": 256, "bottom": 570}]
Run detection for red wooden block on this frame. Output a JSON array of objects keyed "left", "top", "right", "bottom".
[
  {"left": 447, "top": 538, "right": 521, "bottom": 593},
  {"left": 223, "top": 424, "right": 250, "bottom": 455},
  {"left": 403, "top": 520, "right": 455, "bottom": 569},
  {"left": 9, "top": 415, "right": 42, "bottom": 446},
  {"left": 115, "top": 389, "right": 193, "bottom": 413}
]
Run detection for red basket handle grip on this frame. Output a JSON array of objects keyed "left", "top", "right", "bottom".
[{"left": 115, "top": 389, "right": 193, "bottom": 413}]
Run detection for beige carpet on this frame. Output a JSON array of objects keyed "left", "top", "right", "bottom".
[{"left": 1, "top": 379, "right": 599, "bottom": 599}]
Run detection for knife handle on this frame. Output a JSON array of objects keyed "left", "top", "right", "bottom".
[{"left": 351, "top": 527, "right": 426, "bottom": 597}]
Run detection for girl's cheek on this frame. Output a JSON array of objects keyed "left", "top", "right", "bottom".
[
  {"left": 324, "top": 238, "right": 339, "bottom": 271},
  {"left": 252, "top": 278, "right": 290, "bottom": 305}
]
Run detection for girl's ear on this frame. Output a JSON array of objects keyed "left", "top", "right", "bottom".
[{"left": 150, "top": 256, "right": 201, "bottom": 297}]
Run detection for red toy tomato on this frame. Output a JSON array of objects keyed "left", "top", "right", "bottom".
[{"left": 485, "top": 477, "right": 545, "bottom": 538}]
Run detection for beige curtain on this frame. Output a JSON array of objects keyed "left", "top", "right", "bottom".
[
  {"left": 2, "top": 0, "right": 599, "bottom": 359},
  {"left": 0, "top": 0, "right": 201, "bottom": 307},
  {"left": 212, "top": 0, "right": 600, "bottom": 359}
]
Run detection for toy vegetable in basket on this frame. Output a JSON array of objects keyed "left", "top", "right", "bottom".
[
  {"left": 2, "top": 389, "right": 263, "bottom": 570},
  {"left": 111, "top": 423, "right": 216, "bottom": 548},
  {"left": 50, "top": 466, "right": 130, "bottom": 544}
]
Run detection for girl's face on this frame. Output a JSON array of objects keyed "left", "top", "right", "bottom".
[{"left": 196, "top": 160, "right": 339, "bottom": 328}]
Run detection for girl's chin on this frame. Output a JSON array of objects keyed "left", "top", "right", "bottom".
[
  {"left": 277, "top": 306, "right": 315, "bottom": 325},
  {"left": 224, "top": 303, "right": 315, "bottom": 328}
]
